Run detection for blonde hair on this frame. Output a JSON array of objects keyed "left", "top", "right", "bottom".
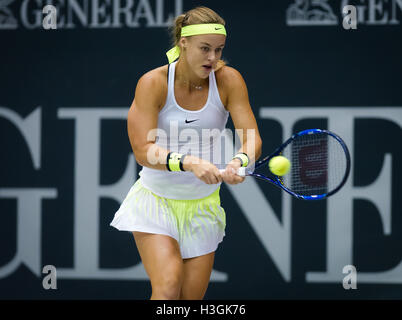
[{"left": 170, "top": 6, "right": 227, "bottom": 70}]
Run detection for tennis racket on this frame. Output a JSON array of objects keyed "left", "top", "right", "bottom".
[{"left": 220, "top": 129, "right": 351, "bottom": 200}]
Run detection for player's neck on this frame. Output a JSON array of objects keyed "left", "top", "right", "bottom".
[{"left": 175, "top": 59, "right": 208, "bottom": 91}]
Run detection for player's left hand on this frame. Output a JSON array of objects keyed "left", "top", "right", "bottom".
[{"left": 221, "top": 159, "right": 245, "bottom": 185}]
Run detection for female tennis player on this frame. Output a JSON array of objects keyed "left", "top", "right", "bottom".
[{"left": 110, "top": 6, "right": 262, "bottom": 300}]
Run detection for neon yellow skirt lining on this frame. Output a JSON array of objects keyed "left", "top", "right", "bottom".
[{"left": 110, "top": 179, "right": 226, "bottom": 258}]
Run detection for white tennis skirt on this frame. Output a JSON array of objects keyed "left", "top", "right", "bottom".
[{"left": 110, "top": 178, "right": 226, "bottom": 259}]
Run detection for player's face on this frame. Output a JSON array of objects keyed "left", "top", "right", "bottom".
[{"left": 183, "top": 34, "right": 226, "bottom": 78}]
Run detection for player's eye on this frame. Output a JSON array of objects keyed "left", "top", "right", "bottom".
[{"left": 201, "top": 47, "right": 210, "bottom": 52}]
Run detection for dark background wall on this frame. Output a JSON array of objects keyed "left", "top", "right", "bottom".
[{"left": 0, "top": 0, "right": 401, "bottom": 299}]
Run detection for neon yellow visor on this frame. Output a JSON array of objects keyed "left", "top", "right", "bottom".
[{"left": 166, "top": 23, "right": 227, "bottom": 64}]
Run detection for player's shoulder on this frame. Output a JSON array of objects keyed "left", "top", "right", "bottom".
[
  {"left": 214, "top": 65, "right": 247, "bottom": 107},
  {"left": 215, "top": 65, "right": 245, "bottom": 85},
  {"left": 215, "top": 64, "right": 242, "bottom": 78},
  {"left": 137, "top": 64, "right": 168, "bottom": 90},
  {"left": 135, "top": 65, "right": 168, "bottom": 108}
]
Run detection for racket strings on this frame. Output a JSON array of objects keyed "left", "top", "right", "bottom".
[{"left": 282, "top": 133, "right": 347, "bottom": 196}]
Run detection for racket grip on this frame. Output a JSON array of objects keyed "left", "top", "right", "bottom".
[{"left": 219, "top": 167, "right": 246, "bottom": 177}]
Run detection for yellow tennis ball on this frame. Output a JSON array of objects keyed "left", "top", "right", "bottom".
[{"left": 269, "top": 156, "right": 291, "bottom": 176}]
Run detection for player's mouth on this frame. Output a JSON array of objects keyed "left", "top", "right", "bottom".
[{"left": 202, "top": 65, "right": 212, "bottom": 72}]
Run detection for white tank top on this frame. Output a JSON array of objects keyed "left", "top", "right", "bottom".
[{"left": 138, "top": 61, "right": 230, "bottom": 200}]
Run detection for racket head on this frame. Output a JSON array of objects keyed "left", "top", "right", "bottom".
[{"left": 251, "top": 129, "right": 351, "bottom": 200}]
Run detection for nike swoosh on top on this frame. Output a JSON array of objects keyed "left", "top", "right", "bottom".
[
  {"left": 185, "top": 119, "right": 199, "bottom": 124},
  {"left": 215, "top": 27, "right": 222, "bottom": 30}
]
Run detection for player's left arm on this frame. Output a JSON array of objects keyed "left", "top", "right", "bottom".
[{"left": 218, "top": 66, "right": 263, "bottom": 184}]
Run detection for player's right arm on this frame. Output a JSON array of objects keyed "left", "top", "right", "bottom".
[
  {"left": 127, "top": 69, "right": 222, "bottom": 185},
  {"left": 127, "top": 70, "right": 169, "bottom": 171}
]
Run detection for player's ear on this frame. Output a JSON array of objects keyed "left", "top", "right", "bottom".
[{"left": 179, "top": 37, "right": 187, "bottom": 50}]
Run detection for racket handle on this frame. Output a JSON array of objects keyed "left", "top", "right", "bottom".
[{"left": 219, "top": 167, "right": 246, "bottom": 177}]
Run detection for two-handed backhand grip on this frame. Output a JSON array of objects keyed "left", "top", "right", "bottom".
[{"left": 219, "top": 167, "right": 247, "bottom": 177}]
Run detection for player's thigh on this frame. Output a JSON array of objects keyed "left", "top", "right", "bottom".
[
  {"left": 181, "top": 252, "right": 215, "bottom": 299},
  {"left": 133, "top": 231, "right": 183, "bottom": 284}
]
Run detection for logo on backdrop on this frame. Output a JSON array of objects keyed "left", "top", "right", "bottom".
[
  {"left": 0, "top": 0, "right": 17, "bottom": 29},
  {"left": 287, "top": 0, "right": 338, "bottom": 26},
  {"left": 0, "top": 0, "right": 183, "bottom": 30},
  {"left": 286, "top": 0, "right": 402, "bottom": 26}
]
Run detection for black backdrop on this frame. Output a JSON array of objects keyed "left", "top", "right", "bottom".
[{"left": 1, "top": 0, "right": 401, "bottom": 300}]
